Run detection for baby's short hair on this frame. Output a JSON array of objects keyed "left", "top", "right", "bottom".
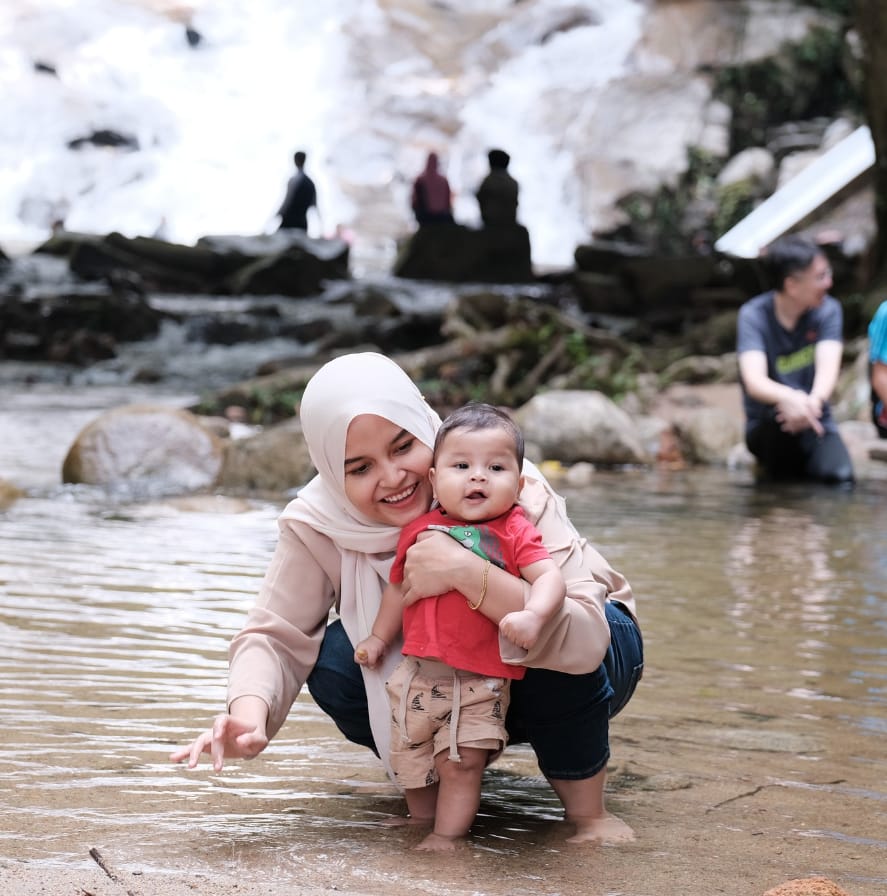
[{"left": 433, "top": 402, "right": 524, "bottom": 466}]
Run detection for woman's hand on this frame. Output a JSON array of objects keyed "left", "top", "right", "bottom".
[
  {"left": 400, "top": 530, "right": 463, "bottom": 607},
  {"left": 169, "top": 703, "right": 269, "bottom": 772}
]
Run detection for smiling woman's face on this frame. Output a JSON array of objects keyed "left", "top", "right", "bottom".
[{"left": 342, "top": 414, "right": 434, "bottom": 526}]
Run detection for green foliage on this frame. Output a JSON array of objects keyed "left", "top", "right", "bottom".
[
  {"left": 713, "top": 178, "right": 758, "bottom": 237},
  {"left": 193, "top": 386, "right": 304, "bottom": 425},
  {"left": 714, "top": 24, "right": 862, "bottom": 154},
  {"left": 798, "top": 0, "right": 851, "bottom": 14},
  {"left": 617, "top": 147, "right": 723, "bottom": 254},
  {"left": 244, "top": 387, "right": 304, "bottom": 424}
]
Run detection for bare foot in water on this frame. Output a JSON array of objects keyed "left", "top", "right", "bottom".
[
  {"left": 413, "top": 831, "right": 463, "bottom": 851},
  {"left": 566, "top": 813, "right": 636, "bottom": 845}
]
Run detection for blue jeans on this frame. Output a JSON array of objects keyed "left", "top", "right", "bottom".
[
  {"left": 746, "top": 418, "right": 854, "bottom": 484},
  {"left": 306, "top": 601, "right": 643, "bottom": 780}
]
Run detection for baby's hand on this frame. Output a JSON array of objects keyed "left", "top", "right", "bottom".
[
  {"left": 499, "top": 609, "right": 544, "bottom": 650},
  {"left": 354, "top": 634, "right": 387, "bottom": 668}
]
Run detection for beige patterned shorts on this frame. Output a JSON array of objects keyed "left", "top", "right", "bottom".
[{"left": 385, "top": 656, "right": 510, "bottom": 789}]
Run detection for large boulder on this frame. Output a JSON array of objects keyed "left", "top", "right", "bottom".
[
  {"left": 35, "top": 230, "right": 349, "bottom": 296},
  {"left": 217, "top": 418, "right": 315, "bottom": 492},
  {"left": 394, "top": 223, "right": 533, "bottom": 283},
  {"left": 672, "top": 406, "right": 743, "bottom": 465},
  {"left": 573, "top": 239, "right": 765, "bottom": 318},
  {"left": 62, "top": 404, "right": 224, "bottom": 493},
  {"left": 0, "top": 281, "right": 163, "bottom": 363},
  {"left": 514, "top": 391, "right": 650, "bottom": 466}
]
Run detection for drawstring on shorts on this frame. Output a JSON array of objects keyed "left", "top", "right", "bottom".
[{"left": 396, "top": 657, "right": 465, "bottom": 762}]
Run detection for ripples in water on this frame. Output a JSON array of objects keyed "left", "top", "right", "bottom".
[{"left": 1, "top": 392, "right": 886, "bottom": 892}]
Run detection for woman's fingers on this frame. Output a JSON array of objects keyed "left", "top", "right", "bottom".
[
  {"left": 168, "top": 729, "right": 211, "bottom": 767},
  {"left": 210, "top": 714, "right": 231, "bottom": 771}
]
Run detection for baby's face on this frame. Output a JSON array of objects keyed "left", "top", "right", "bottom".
[{"left": 430, "top": 426, "right": 522, "bottom": 523}]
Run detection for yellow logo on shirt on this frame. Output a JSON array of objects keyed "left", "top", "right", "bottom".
[{"left": 776, "top": 344, "right": 815, "bottom": 375}]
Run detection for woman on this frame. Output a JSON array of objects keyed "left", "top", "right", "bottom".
[
  {"left": 171, "top": 352, "right": 643, "bottom": 844},
  {"left": 411, "top": 152, "right": 454, "bottom": 225}
]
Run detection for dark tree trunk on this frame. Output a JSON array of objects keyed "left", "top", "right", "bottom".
[{"left": 855, "top": 0, "right": 887, "bottom": 272}]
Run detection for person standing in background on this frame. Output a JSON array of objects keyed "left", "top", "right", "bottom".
[{"left": 276, "top": 150, "right": 317, "bottom": 233}]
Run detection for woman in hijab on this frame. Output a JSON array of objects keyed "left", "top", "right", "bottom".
[
  {"left": 411, "top": 152, "right": 454, "bottom": 225},
  {"left": 171, "top": 352, "right": 643, "bottom": 845}
]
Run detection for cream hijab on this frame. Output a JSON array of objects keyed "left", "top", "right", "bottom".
[{"left": 281, "top": 352, "right": 442, "bottom": 778}]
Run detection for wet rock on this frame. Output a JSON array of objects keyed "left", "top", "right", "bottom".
[
  {"left": 574, "top": 239, "right": 765, "bottom": 324},
  {"left": 762, "top": 877, "right": 854, "bottom": 896},
  {"left": 0, "top": 478, "right": 25, "bottom": 509},
  {"left": 222, "top": 246, "right": 330, "bottom": 297},
  {"left": 217, "top": 418, "right": 314, "bottom": 492},
  {"left": 673, "top": 406, "right": 743, "bottom": 465},
  {"left": 515, "top": 391, "right": 650, "bottom": 466},
  {"left": 394, "top": 223, "right": 533, "bottom": 283},
  {"left": 0, "top": 281, "right": 162, "bottom": 363},
  {"left": 67, "top": 129, "right": 139, "bottom": 151},
  {"left": 35, "top": 230, "right": 348, "bottom": 296},
  {"left": 62, "top": 404, "right": 224, "bottom": 493}
]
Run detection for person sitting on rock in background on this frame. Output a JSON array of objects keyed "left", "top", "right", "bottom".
[
  {"left": 868, "top": 299, "right": 887, "bottom": 438},
  {"left": 476, "top": 148, "right": 518, "bottom": 227},
  {"left": 276, "top": 150, "right": 317, "bottom": 233},
  {"left": 736, "top": 233, "right": 854, "bottom": 484},
  {"left": 411, "top": 152, "right": 454, "bottom": 226}
]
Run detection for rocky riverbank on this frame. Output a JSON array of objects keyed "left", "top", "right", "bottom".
[{"left": 2, "top": 227, "right": 885, "bottom": 501}]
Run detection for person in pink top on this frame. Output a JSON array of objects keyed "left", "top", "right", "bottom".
[
  {"left": 355, "top": 403, "right": 565, "bottom": 850},
  {"left": 410, "top": 151, "right": 454, "bottom": 225}
]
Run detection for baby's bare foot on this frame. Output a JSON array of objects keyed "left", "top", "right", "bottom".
[
  {"left": 566, "top": 813, "right": 635, "bottom": 845},
  {"left": 413, "top": 831, "right": 462, "bottom": 851}
]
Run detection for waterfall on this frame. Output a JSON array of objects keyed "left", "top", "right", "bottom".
[{"left": 1, "top": 0, "right": 645, "bottom": 268}]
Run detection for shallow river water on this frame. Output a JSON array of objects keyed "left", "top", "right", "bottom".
[{"left": 1, "top": 382, "right": 885, "bottom": 895}]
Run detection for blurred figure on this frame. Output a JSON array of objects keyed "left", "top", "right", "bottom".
[
  {"left": 276, "top": 150, "right": 318, "bottom": 233},
  {"left": 736, "top": 234, "right": 853, "bottom": 484},
  {"left": 476, "top": 148, "right": 518, "bottom": 227},
  {"left": 868, "top": 300, "right": 887, "bottom": 437},
  {"left": 411, "top": 152, "right": 454, "bottom": 225}
]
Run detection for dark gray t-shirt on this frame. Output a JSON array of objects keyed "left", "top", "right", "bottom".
[{"left": 736, "top": 291, "right": 843, "bottom": 431}]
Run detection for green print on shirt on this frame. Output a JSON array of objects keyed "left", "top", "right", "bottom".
[{"left": 776, "top": 344, "right": 815, "bottom": 375}]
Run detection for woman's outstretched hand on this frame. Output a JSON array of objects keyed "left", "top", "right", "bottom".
[{"left": 169, "top": 703, "right": 269, "bottom": 772}]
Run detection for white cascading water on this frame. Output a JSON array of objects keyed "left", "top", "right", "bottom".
[{"left": 0, "top": 0, "right": 644, "bottom": 269}]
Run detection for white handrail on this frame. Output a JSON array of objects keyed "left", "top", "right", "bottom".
[{"left": 714, "top": 125, "right": 875, "bottom": 258}]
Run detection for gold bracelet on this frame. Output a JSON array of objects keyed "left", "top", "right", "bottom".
[{"left": 468, "top": 559, "right": 490, "bottom": 611}]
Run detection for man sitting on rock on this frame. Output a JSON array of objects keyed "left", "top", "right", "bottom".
[{"left": 476, "top": 148, "right": 518, "bottom": 227}]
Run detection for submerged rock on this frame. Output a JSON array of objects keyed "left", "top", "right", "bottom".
[
  {"left": 62, "top": 404, "right": 223, "bottom": 493},
  {"left": 762, "top": 878, "right": 854, "bottom": 896}
]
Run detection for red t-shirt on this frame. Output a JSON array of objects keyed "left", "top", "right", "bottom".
[{"left": 389, "top": 505, "right": 551, "bottom": 679}]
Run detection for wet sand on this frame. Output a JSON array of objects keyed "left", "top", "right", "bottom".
[{"left": 3, "top": 693, "right": 883, "bottom": 896}]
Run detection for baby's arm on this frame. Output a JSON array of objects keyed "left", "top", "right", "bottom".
[
  {"left": 354, "top": 581, "right": 404, "bottom": 668},
  {"left": 499, "top": 558, "right": 566, "bottom": 650}
]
